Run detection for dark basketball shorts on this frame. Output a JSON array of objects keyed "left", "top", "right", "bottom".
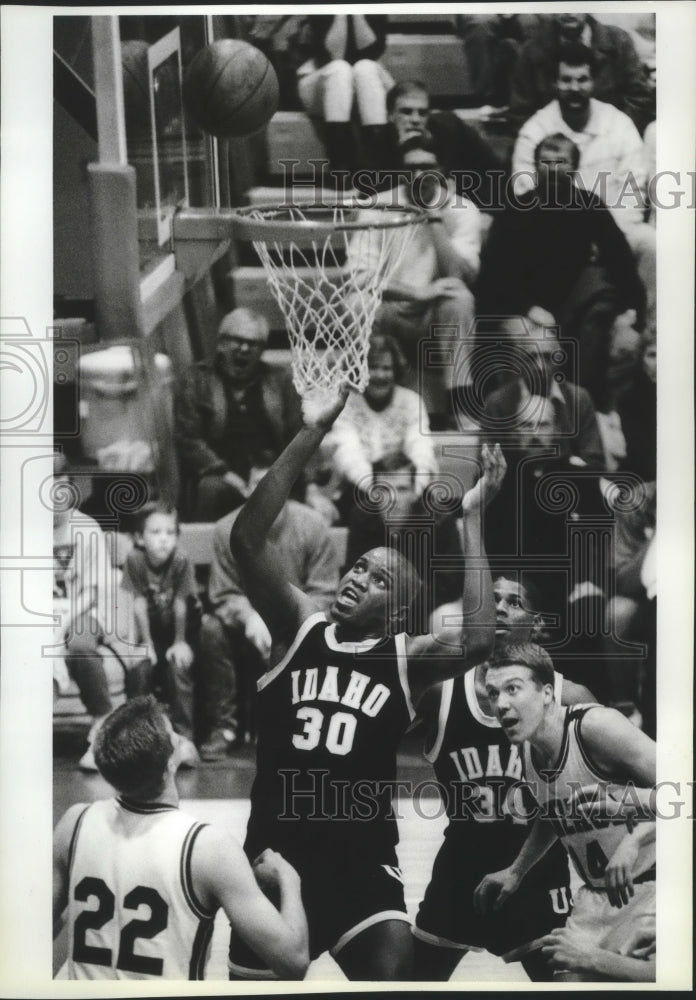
[
  {"left": 414, "top": 833, "right": 573, "bottom": 961},
  {"left": 228, "top": 844, "right": 409, "bottom": 977}
]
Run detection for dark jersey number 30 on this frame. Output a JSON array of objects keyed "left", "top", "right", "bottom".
[{"left": 72, "top": 876, "right": 169, "bottom": 975}]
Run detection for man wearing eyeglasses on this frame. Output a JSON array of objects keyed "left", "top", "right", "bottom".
[{"left": 174, "top": 308, "right": 303, "bottom": 521}]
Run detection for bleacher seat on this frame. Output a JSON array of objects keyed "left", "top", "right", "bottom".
[{"left": 382, "top": 34, "right": 471, "bottom": 97}]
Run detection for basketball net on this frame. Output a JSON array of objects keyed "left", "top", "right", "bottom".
[{"left": 231, "top": 201, "right": 424, "bottom": 423}]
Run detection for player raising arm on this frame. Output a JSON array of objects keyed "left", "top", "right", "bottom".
[
  {"left": 226, "top": 389, "right": 506, "bottom": 980},
  {"left": 474, "top": 642, "right": 656, "bottom": 982},
  {"left": 53, "top": 697, "right": 309, "bottom": 981}
]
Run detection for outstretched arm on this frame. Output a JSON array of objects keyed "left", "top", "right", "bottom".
[
  {"left": 406, "top": 444, "right": 506, "bottom": 704},
  {"left": 230, "top": 390, "right": 348, "bottom": 648},
  {"left": 192, "top": 828, "right": 309, "bottom": 980},
  {"left": 474, "top": 818, "right": 559, "bottom": 914}
]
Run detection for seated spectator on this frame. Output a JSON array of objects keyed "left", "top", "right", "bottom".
[
  {"left": 120, "top": 503, "right": 201, "bottom": 766},
  {"left": 52, "top": 453, "right": 143, "bottom": 770},
  {"left": 321, "top": 333, "right": 439, "bottom": 520},
  {"left": 197, "top": 453, "right": 340, "bottom": 760},
  {"left": 481, "top": 397, "right": 609, "bottom": 698},
  {"left": 509, "top": 13, "right": 654, "bottom": 134},
  {"left": 453, "top": 13, "right": 544, "bottom": 109},
  {"left": 477, "top": 133, "right": 644, "bottom": 411},
  {"left": 616, "top": 331, "right": 657, "bottom": 482},
  {"left": 293, "top": 14, "right": 393, "bottom": 176},
  {"left": 352, "top": 136, "right": 481, "bottom": 418},
  {"left": 344, "top": 453, "right": 464, "bottom": 631},
  {"left": 174, "top": 308, "right": 303, "bottom": 522},
  {"left": 602, "top": 481, "right": 656, "bottom": 737},
  {"left": 512, "top": 44, "right": 656, "bottom": 331},
  {"left": 479, "top": 310, "right": 606, "bottom": 470},
  {"left": 373, "top": 79, "right": 505, "bottom": 209}
]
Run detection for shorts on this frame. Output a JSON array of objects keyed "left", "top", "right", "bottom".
[
  {"left": 228, "top": 845, "right": 409, "bottom": 977},
  {"left": 414, "top": 832, "right": 573, "bottom": 961},
  {"left": 557, "top": 881, "right": 655, "bottom": 965}
]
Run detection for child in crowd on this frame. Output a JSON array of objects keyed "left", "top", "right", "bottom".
[{"left": 121, "top": 503, "right": 201, "bottom": 766}]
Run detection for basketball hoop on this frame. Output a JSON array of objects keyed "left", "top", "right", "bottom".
[{"left": 230, "top": 200, "right": 425, "bottom": 422}]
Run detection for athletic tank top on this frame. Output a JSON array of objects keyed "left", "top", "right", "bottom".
[
  {"left": 426, "top": 669, "right": 564, "bottom": 857},
  {"left": 247, "top": 612, "right": 415, "bottom": 855},
  {"left": 523, "top": 705, "right": 656, "bottom": 889},
  {"left": 67, "top": 799, "right": 215, "bottom": 980}
]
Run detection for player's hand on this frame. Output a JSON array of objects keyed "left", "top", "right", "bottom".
[
  {"left": 604, "top": 833, "right": 640, "bottom": 908},
  {"left": 539, "top": 928, "right": 595, "bottom": 973},
  {"left": 244, "top": 611, "right": 272, "bottom": 661},
  {"left": 252, "top": 848, "right": 301, "bottom": 890},
  {"left": 165, "top": 641, "right": 194, "bottom": 671},
  {"left": 302, "top": 385, "right": 350, "bottom": 431},
  {"left": 473, "top": 866, "right": 520, "bottom": 914},
  {"left": 462, "top": 443, "right": 507, "bottom": 515},
  {"left": 146, "top": 642, "right": 158, "bottom": 666}
]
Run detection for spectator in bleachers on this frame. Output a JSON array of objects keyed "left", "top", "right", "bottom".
[
  {"left": 292, "top": 15, "right": 394, "bottom": 176},
  {"left": 52, "top": 453, "right": 141, "bottom": 770},
  {"left": 120, "top": 503, "right": 201, "bottom": 767},
  {"left": 616, "top": 331, "right": 657, "bottom": 483},
  {"left": 511, "top": 45, "right": 656, "bottom": 333},
  {"left": 481, "top": 393, "right": 610, "bottom": 700},
  {"left": 478, "top": 133, "right": 645, "bottom": 411},
  {"left": 343, "top": 452, "right": 464, "bottom": 631},
  {"left": 174, "top": 308, "right": 303, "bottom": 522},
  {"left": 479, "top": 310, "right": 605, "bottom": 470},
  {"left": 320, "top": 333, "right": 439, "bottom": 520},
  {"left": 602, "top": 480, "right": 656, "bottom": 738},
  {"left": 509, "top": 13, "right": 654, "bottom": 134},
  {"left": 352, "top": 136, "right": 481, "bottom": 418},
  {"left": 375, "top": 80, "right": 505, "bottom": 210},
  {"left": 453, "top": 13, "right": 543, "bottom": 109},
  {"left": 197, "top": 453, "right": 340, "bottom": 760}
]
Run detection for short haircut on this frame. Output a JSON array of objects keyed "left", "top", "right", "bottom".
[
  {"left": 398, "top": 133, "right": 438, "bottom": 160},
  {"left": 134, "top": 501, "right": 179, "bottom": 536},
  {"left": 386, "top": 79, "right": 429, "bottom": 113},
  {"left": 217, "top": 307, "right": 269, "bottom": 342},
  {"left": 368, "top": 332, "right": 408, "bottom": 382},
  {"left": 93, "top": 696, "right": 174, "bottom": 800},
  {"left": 493, "top": 572, "right": 544, "bottom": 616},
  {"left": 557, "top": 42, "right": 596, "bottom": 76},
  {"left": 487, "top": 642, "right": 555, "bottom": 688},
  {"left": 534, "top": 132, "right": 580, "bottom": 170}
]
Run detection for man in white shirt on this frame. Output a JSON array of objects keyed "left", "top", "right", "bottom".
[
  {"left": 512, "top": 43, "right": 655, "bottom": 330},
  {"left": 350, "top": 136, "right": 481, "bottom": 421}
]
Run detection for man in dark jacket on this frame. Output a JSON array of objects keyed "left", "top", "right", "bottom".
[
  {"left": 476, "top": 133, "right": 645, "bottom": 411},
  {"left": 509, "top": 13, "right": 654, "bottom": 133},
  {"left": 174, "top": 308, "right": 303, "bottom": 521}
]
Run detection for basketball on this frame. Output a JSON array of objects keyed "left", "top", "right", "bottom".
[{"left": 183, "top": 39, "right": 279, "bottom": 139}]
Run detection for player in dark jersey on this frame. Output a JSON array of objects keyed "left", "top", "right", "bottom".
[
  {"left": 227, "top": 389, "right": 506, "bottom": 980},
  {"left": 413, "top": 574, "right": 594, "bottom": 981},
  {"left": 53, "top": 696, "right": 309, "bottom": 980}
]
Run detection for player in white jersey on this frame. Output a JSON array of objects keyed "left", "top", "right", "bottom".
[
  {"left": 53, "top": 696, "right": 309, "bottom": 980},
  {"left": 475, "top": 642, "right": 656, "bottom": 982}
]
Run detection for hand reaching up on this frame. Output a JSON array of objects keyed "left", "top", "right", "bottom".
[{"left": 462, "top": 443, "right": 506, "bottom": 516}]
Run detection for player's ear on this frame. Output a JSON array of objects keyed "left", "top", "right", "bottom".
[{"left": 542, "top": 682, "right": 554, "bottom": 705}]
